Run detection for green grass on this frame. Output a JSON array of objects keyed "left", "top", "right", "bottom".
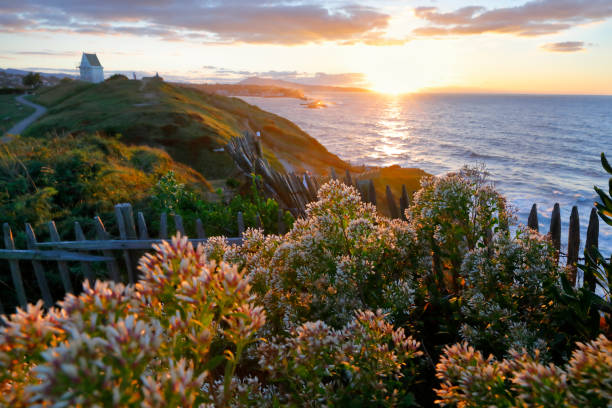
[
  {"left": 27, "top": 79, "right": 349, "bottom": 179},
  {"left": 0, "top": 94, "right": 35, "bottom": 134},
  {"left": 26, "top": 78, "right": 429, "bottom": 201}
]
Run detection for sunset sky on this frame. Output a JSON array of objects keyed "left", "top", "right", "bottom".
[{"left": 1, "top": 0, "right": 611, "bottom": 94}]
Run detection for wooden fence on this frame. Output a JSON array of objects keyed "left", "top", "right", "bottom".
[
  {"left": 0, "top": 183, "right": 607, "bottom": 314},
  {"left": 0, "top": 203, "right": 246, "bottom": 314}
]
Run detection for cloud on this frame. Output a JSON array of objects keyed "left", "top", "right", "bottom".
[
  {"left": 541, "top": 41, "right": 588, "bottom": 52},
  {"left": 14, "top": 50, "right": 77, "bottom": 56},
  {"left": 199, "top": 65, "right": 368, "bottom": 86},
  {"left": 413, "top": 0, "right": 612, "bottom": 37},
  {"left": 0, "top": 0, "right": 406, "bottom": 46}
]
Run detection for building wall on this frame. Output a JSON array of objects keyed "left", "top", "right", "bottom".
[{"left": 80, "top": 67, "right": 104, "bottom": 83}]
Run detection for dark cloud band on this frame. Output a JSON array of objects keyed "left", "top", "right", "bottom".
[
  {"left": 0, "top": 0, "right": 405, "bottom": 46},
  {"left": 413, "top": 0, "right": 612, "bottom": 37}
]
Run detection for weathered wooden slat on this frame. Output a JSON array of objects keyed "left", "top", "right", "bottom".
[
  {"left": 3, "top": 223, "right": 27, "bottom": 308},
  {"left": 195, "top": 219, "right": 206, "bottom": 239},
  {"left": 527, "top": 204, "right": 539, "bottom": 232},
  {"left": 115, "top": 204, "right": 135, "bottom": 284},
  {"left": 344, "top": 170, "right": 353, "bottom": 187},
  {"left": 0, "top": 249, "right": 113, "bottom": 262},
  {"left": 584, "top": 208, "right": 599, "bottom": 292},
  {"left": 47, "top": 221, "right": 73, "bottom": 293},
  {"left": 137, "top": 212, "right": 149, "bottom": 239},
  {"left": 237, "top": 212, "right": 245, "bottom": 237},
  {"left": 94, "top": 216, "right": 121, "bottom": 282},
  {"left": 36, "top": 238, "right": 243, "bottom": 250},
  {"left": 25, "top": 224, "right": 53, "bottom": 308},
  {"left": 386, "top": 185, "right": 400, "bottom": 219},
  {"left": 399, "top": 185, "right": 409, "bottom": 221},
  {"left": 277, "top": 209, "right": 287, "bottom": 235},
  {"left": 75, "top": 222, "right": 95, "bottom": 284},
  {"left": 174, "top": 214, "right": 185, "bottom": 236},
  {"left": 119, "top": 203, "right": 138, "bottom": 240},
  {"left": 330, "top": 168, "right": 338, "bottom": 180},
  {"left": 566, "top": 206, "right": 580, "bottom": 285},
  {"left": 549, "top": 203, "right": 561, "bottom": 263},
  {"left": 159, "top": 212, "right": 168, "bottom": 239},
  {"left": 368, "top": 180, "right": 377, "bottom": 207}
]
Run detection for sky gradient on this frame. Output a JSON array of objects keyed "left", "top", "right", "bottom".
[{"left": 1, "top": 0, "right": 611, "bottom": 94}]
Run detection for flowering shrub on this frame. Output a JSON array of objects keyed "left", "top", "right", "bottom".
[
  {"left": 435, "top": 334, "right": 612, "bottom": 407},
  {"left": 0, "top": 236, "right": 266, "bottom": 407},
  {"left": 407, "top": 165, "right": 510, "bottom": 292},
  {"left": 2, "top": 166, "right": 610, "bottom": 406},
  {"left": 259, "top": 310, "right": 423, "bottom": 407},
  {"left": 0, "top": 235, "right": 424, "bottom": 407},
  {"left": 214, "top": 179, "right": 420, "bottom": 332},
  {"left": 459, "top": 227, "right": 559, "bottom": 357}
]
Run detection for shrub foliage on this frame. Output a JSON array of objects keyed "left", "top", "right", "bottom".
[{"left": 1, "top": 165, "right": 610, "bottom": 406}]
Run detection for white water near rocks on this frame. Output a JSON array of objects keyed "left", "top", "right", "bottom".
[{"left": 243, "top": 92, "right": 612, "bottom": 256}]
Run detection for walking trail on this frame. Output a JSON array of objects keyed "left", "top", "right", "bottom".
[{"left": 1, "top": 94, "right": 47, "bottom": 142}]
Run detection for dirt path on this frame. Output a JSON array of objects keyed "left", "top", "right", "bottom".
[{"left": 2, "top": 94, "right": 47, "bottom": 141}]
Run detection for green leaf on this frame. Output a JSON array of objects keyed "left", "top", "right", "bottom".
[
  {"left": 594, "top": 186, "right": 612, "bottom": 209},
  {"left": 601, "top": 152, "right": 612, "bottom": 175},
  {"left": 204, "top": 355, "right": 226, "bottom": 371}
]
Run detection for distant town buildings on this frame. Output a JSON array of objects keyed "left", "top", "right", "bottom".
[{"left": 79, "top": 53, "right": 104, "bottom": 83}]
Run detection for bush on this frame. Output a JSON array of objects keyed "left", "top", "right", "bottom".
[
  {"left": 22, "top": 72, "right": 42, "bottom": 89},
  {"left": 2, "top": 165, "right": 610, "bottom": 406},
  {"left": 149, "top": 171, "right": 293, "bottom": 237},
  {"left": 435, "top": 335, "right": 612, "bottom": 407},
  {"left": 106, "top": 74, "right": 129, "bottom": 81},
  {"left": 0, "top": 235, "right": 422, "bottom": 407}
]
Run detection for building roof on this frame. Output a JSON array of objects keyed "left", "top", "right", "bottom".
[{"left": 83, "top": 53, "right": 102, "bottom": 67}]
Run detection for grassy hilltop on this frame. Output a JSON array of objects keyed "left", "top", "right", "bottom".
[
  {"left": 24, "top": 77, "right": 427, "bottom": 215},
  {"left": 27, "top": 78, "right": 348, "bottom": 179}
]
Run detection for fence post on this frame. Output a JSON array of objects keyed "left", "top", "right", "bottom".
[
  {"left": 174, "top": 214, "right": 185, "bottom": 236},
  {"left": 114, "top": 204, "right": 135, "bottom": 284},
  {"left": 3, "top": 223, "right": 27, "bottom": 308},
  {"left": 119, "top": 204, "right": 138, "bottom": 240},
  {"left": 195, "top": 219, "right": 206, "bottom": 239},
  {"left": 137, "top": 212, "right": 149, "bottom": 239},
  {"left": 25, "top": 223, "right": 53, "bottom": 308},
  {"left": 159, "top": 212, "right": 168, "bottom": 239},
  {"left": 330, "top": 168, "right": 338, "bottom": 180},
  {"left": 527, "top": 204, "right": 539, "bottom": 232},
  {"left": 399, "top": 185, "right": 409, "bottom": 221},
  {"left": 549, "top": 203, "right": 561, "bottom": 264},
  {"left": 584, "top": 208, "right": 599, "bottom": 292},
  {"left": 47, "top": 221, "right": 73, "bottom": 294},
  {"left": 277, "top": 209, "right": 287, "bottom": 235},
  {"left": 237, "top": 212, "right": 245, "bottom": 237},
  {"left": 386, "top": 185, "right": 400, "bottom": 219},
  {"left": 93, "top": 216, "right": 120, "bottom": 282},
  {"left": 344, "top": 170, "right": 353, "bottom": 187},
  {"left": 368, "top": 180, "right": 377, "bottom": 207},
  {"left": 566, "top": 206, "right": 580, "bottom": 286},
  {"left": 74, "top": 222, "right": 95, "bottom": 284}
]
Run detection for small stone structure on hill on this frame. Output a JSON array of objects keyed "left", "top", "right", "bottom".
[{"left": 79, "top": 53, "right": 104, "bottom": 83}]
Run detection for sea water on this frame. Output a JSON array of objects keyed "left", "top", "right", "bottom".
[{"left": 242, "top": 92, "right": 612, "bottom": 255}]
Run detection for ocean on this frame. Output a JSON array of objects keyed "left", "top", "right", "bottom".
[{"left": 242, "top": 92, "right": 612, "bottom": 255}]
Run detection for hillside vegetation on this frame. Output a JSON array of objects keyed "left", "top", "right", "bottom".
[
  {"left": 28, "top": 78, "right": 348, "bottom": 179},
  {"left": 0, "top": 94, "right": 35, "bottom": 134},
  {"left": 26, "top": 78, "right": 427, "bottom": 204},
  {"left": 0, "top": 134, "right": 209, "bottom": 243}
]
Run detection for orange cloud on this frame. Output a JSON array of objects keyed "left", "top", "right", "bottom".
[
  {"left": 541, "top": 41, "right": 588, "bottom": 52},
  {"left": 0, "top": 0, "right": 398, "bottom": 46},
  {"left": 414, "top": 0, "right": 612, "bottom": 37}
]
